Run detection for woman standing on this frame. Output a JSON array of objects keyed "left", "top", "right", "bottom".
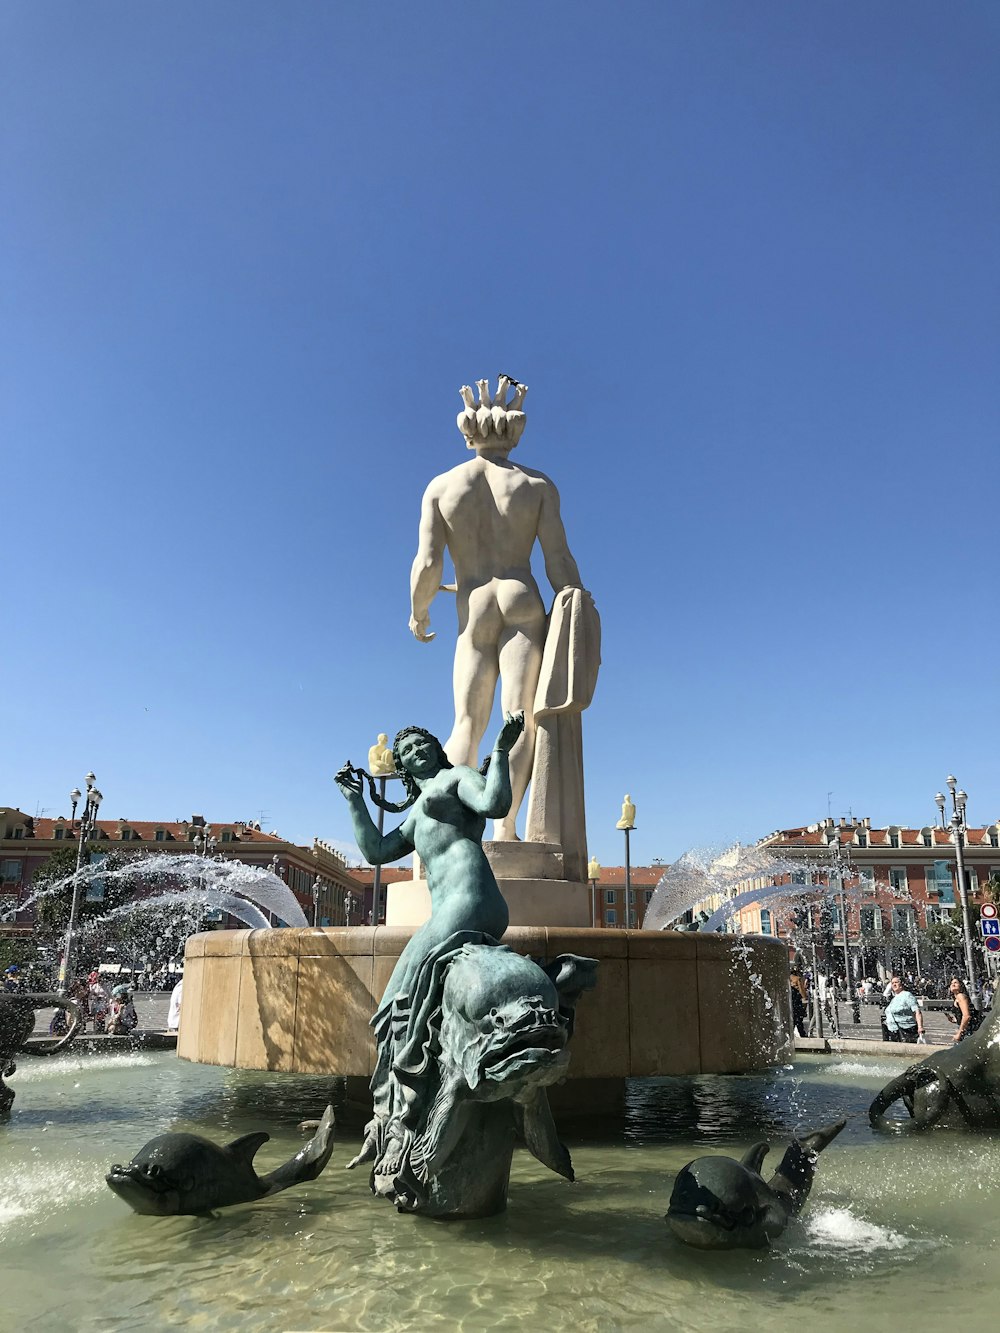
[
  {"left": 945, "top": 976, "right": 981, "bottom": 1043},
  {"left": 883, "top": 974, "right": 925, "bottom": 1043}
]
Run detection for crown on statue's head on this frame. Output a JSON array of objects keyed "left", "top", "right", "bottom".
[{"left": 456, "top": 375, "right": 528, "bottom": 450}]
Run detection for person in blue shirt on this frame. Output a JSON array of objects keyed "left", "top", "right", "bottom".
[{"left": 884, "top": 974, "right": 925, "bottom": 1042}]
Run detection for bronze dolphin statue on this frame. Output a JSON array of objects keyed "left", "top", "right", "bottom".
[
  {"left": 666, "top": 1119, "right": 846, "bottom": 1249},
  {"left": 106, "top": 1105, "right": 335, "bottom": 1215},
  {"left": 869, "top": 1003, "right": 1000, "bottom": 1131}
]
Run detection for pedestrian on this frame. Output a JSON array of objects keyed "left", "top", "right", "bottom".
[
  {"left": 87, "top": 971, "right": 109, "bottom": 1033},
  {"left": 107, "top": 985, "right": 138, "bottom": 1035},
  {"left": 945, "top": 976, "right": 982, "bottom": 1044},
  {"left": 789, "top": 968, "right": 809, "bottom": 1038},
  {"left": 167, "top": 978, "right": 183, "bottom": 1032},
  {"left": 883, "top": 974, "right": 925, "bottom": 1043},
  {"left": 2, "top": 964, "right": 25, "bottom": 993}
]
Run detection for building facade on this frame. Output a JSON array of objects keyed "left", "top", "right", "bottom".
[
  {"left": 0, "top": 807, "right": 360, "bottom": 937},
  {"left": 733, "top": 816, "right": 1000, "bottom": 975},
  {"left": 587, "top": 864, "right": 664, "bottom": 928}
]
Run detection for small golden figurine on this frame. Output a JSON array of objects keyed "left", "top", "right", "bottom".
[{"left": 616, "top": 795, "right": 636, "bottom": 831}]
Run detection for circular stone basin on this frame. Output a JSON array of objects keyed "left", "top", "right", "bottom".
[{"left": 178, "top": 927, "right": 792, "bottom": 1087}]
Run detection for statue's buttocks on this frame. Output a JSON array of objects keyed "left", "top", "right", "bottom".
[{"left": 409, "top": 379, "right": 589, "bottom": 841}]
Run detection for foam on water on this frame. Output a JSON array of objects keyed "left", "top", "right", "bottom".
[
  {"left": 1, "top": 1161, "right": 105, "bottom": 1234},
  {"left": 804, "top": 1206, "right": 910, "bottom": 1252},
  {"left": 824, "top": 1060, "right": 899, "bottom": 1079},
  {"left": 14, "top": 1053, "right": 157, "bottom": 1082}
]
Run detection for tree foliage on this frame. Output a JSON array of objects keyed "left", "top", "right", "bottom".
[{"left": 31, "top": 842, "right": 139, "bottom": 940}]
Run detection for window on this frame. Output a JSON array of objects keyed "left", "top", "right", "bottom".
[
  {"left": 759, "top": 909, "right": 773, "bottom": 936},
  {"left": 54, "top": 827, "right": 66, "bottom": 840},
  {"left": 889, "top": 831, "right": 900, "bottom": 849},
  {"left": 1, "top": 859, "right": 22, "bottom": 883},
  {"left": 792, "top": 869, "right": 807, "bottom": 885},
  {"left": 990, "top": 830, "right": 999, "bottom": 848},
  {"left": 221, "top": 830, "right": 233, "bottom": 843},
  {"left": 892, "top": 906, "right": 915, "bottom": 935},
  {"left": 860, "top": 906, "right": 881, "bottom": 934},
  {"left": 604, "top": 909, "right": 617, "bottom": 926},
  {"left": 121, "top": 828, "right": 132, "bottom": 841},
  {"left": 155, "top": 830, "right": 166, "bottom": 842},
  {"left": 85, "top": 851, "right": 106, "bottom": 903},
  {"left": 628, "top": 890, "right": 635, "bottom": 904},
  {"left": 888, "top": 867, "right": 908, "bottom": 895},
  {"left": 926, "top": 861, "right": 954, "bottom": 903},
  {"left": 922, "top": 831, "right": 933, "bottom": 848},
  {"left": 644, "top": 890, "right": 653, "bottom": 905},
  {"left": 604, "top": 889, "right": 616, "bottom": 905},
  {"left": 925, "top": 905, "right": 952, "bottom": 926},
  {"left": 857, "top": 831, "right": 868, "bottom": 847}
]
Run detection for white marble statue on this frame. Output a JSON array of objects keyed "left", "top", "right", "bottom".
[
  {"left": 409, "top": 377, "right": 599, "bottom": 871},
  {"left": 616, "top": 795, "right": 636, "bottom": 831},
  {"left": 367, "top": 734, "right": 396, "bottom": 776}
]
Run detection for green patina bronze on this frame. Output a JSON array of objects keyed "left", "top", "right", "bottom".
[
  {"left": 870, "top": 1001, "right": 1000, "bottom": 1131},
  {"left": 335, "top": 713, "right": 598, "bottom": 1217}
]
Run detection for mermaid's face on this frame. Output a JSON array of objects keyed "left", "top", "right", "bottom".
[{"left": 397, "top": 732, "right": 440, "bottom": 778}]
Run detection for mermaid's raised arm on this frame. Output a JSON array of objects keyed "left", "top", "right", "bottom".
[{"left": 335, "top": 763, "right": 414, "bottom": 865}]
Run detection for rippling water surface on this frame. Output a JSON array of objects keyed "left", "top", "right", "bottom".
[{"left": 2, "top": 1052, "right": 997, "bottom": 1332}]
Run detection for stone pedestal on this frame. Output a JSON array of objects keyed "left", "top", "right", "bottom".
[
  {"left": 178, "top": 926, "right": 794, "bottom": 1096},
  {"left": 385, "top": 840, "right": 593, "bottom": 928}
]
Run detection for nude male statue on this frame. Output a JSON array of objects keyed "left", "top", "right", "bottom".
[{"left": 409, "top": 376, "right": 583, "bottom": 840}]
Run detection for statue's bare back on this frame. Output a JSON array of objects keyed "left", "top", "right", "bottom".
[{"left": 409, "top": 379, "right": 581, "bottom": 839}]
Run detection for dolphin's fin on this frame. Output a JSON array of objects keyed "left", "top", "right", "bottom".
[
  {"left": 740, "top": 1142, "right": 769, "bottom": 1174},
  {"left": 514, "top": 1090, "right": 574, "bottom": 1182},
  {"left": 799, "top": 1118, "right": 847, "bottom": 1157},
  {"left": 768, "top": 1119, "right": 846, "bottom": 1215},
  {"left": 260, "top": 1105, "right": 336, "bottom": 1196},
  {"left": 227, "top": 1131, "right": 269, "bottom": 1164}
]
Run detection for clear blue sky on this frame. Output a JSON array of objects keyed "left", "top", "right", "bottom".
[{"left": 4, "top": 2, "right": 998, "bottom": 867}]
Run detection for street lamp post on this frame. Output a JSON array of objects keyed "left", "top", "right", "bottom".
[
  {"left": 830, "top": 840, "right": 860, "bottom": 1025},
  {"left": 938, "top": 776, "right": 979, "bottom": 1000},
  {"left": 587, "top": 856, "right": 600, "bottom": 928},
  {"left": 58, "top": 773, "right": 103, "bottom": 992},
  {"left": 616, "top": 796, "right": 636, "bottom": 928}
]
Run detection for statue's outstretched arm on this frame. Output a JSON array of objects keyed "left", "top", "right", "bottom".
[
  {"left": 335, "top": 766, "right": 414, "bottom": 865},
  {"left": 537, "top": 483, "right": 582, "bottom": 592},
  {"left": 409, "top": 486, "right": 445, "bottom": 642},
  {"left": 456, "top": 712, "right": 523, "bottom": 818}
]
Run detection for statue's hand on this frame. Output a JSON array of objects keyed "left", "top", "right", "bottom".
[
  {"left": 334, "top": 763, "right": 365, "bottom": 800},
  {"left": 494, "top": 710, "right": 525, "bottom": 754},
  {"left": 409, "top": 613, "right": 435, "bottom": 643}
]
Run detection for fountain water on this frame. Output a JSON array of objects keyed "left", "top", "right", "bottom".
[
  {"left": 6, "top": 853, "right": 309, "bottom": 933},
  {"left": 0, "top": 1049, "right": 993, "bottom": 1329}
]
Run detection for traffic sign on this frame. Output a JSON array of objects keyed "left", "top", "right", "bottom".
[
  {"left": 982, "top": 903, "right": 998, "bottom": 919},
  {"left": 982, "top": 918, "right": 1000, "bottom": 937},
  {"left": 986, "top": 937, "right": 1000, "bottom": 953}
]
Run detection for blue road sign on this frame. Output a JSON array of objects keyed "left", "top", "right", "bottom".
[
  {"left": 987, "top": 937, "right": 1000, "bottom": 953},
  {"left": 981, "top": 918, "right": 1000, "bottom": 937}
]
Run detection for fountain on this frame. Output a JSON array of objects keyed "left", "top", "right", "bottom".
[
  {"left": 7, "top": 376, "right": 983, "bottom": 1328},
  {"left": 179, "top": 379, "right": 792, "bottom": 1113}
]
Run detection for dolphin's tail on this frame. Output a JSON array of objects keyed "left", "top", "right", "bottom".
[
  {"left": 767, "top": 1117, "right": 846, "bottom": 1215},
  {"left": 261, "top": 1105, "right": 336, "bottom": 1195},
  {"left": 868, "top": 1064, "right": 951, "bottom": 1132}
]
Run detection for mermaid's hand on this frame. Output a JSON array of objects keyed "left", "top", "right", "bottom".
[
  {"left": 335, "top": 763, "right": 365, "bottom": 800},
  {"left": 494, "top": 710, "right": 525, "bottom": 754}
]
